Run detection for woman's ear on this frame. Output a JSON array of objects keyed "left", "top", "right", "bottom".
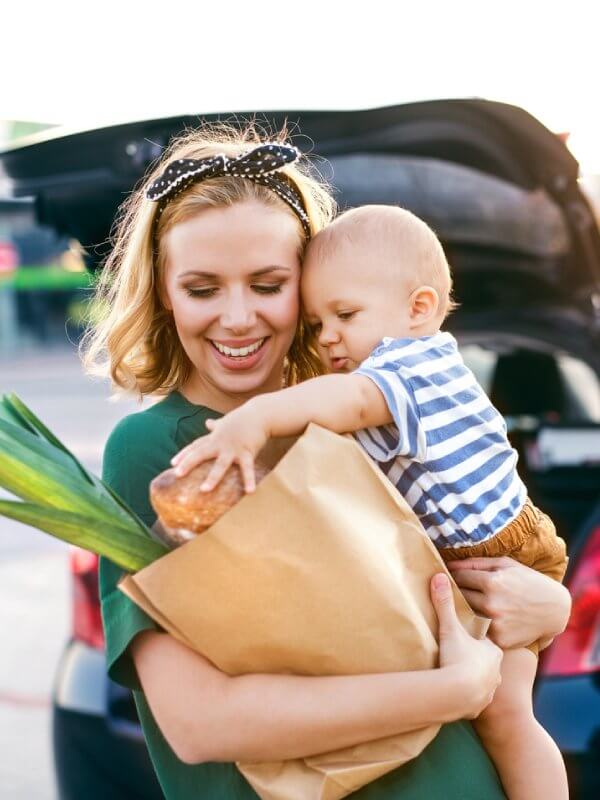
[{"left": 408, "top": 285, "right": 440, "bottom": 326}]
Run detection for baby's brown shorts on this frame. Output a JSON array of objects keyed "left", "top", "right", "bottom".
[{"left": 439, "top": 499, "right": 568, "bottom": 654}]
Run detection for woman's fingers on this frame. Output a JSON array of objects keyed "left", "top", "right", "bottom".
[
  {"left": 448, "top": 568, "right": 492, "bottom": 592},
  {"left": 430, "top": 573, "right": 459, "bottom": 637},
  {"left": 457, "top": 587, "right": 486, "bottom": 614},
  {"left": 446, "top": 557, "right": 513, "bottom": 572}
]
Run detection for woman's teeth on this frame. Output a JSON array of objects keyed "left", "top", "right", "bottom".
[{"left": 212, "top": 338, "right": 265, "bottom": 357}]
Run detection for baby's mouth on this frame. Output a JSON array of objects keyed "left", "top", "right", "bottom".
[{"left": 330, "top": 356, "right": 350, "bottom": 371}]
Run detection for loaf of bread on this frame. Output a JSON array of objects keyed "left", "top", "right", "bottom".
[{"left": 149, "top": 460, "right": 270, "bottom": 546}]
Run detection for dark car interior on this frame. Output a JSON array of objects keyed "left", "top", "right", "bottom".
[{"left": 459, "top": 341, "right": 600, "bottom": 551}]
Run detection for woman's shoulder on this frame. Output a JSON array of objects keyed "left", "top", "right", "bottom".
[
  {"left": 103, "top": 397, "right": 175, "bottom": 469},
  {"left": 105, "top": 392, "right": 216, "bottom": 458},
  {"left": 102, "top": 392, "right": 217, "bottom": 523},
  {"left": 101, "top": 408, "right": 172, "bottom": 525}
]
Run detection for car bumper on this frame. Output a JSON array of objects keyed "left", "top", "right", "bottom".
[{"left": 53, "top": 640, "right": 161, "bottom": 800}]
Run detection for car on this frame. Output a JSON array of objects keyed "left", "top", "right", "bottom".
[{"left": 2, "top": 99, "right": 599, "bottom": 799}]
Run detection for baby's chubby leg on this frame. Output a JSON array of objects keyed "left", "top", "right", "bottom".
[{"left": 474, "top": 647, "right": 568, "bottom": 800}]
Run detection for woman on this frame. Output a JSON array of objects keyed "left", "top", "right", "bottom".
[{"left": 85, "top": 124, "right": 571, "bottom": 799}]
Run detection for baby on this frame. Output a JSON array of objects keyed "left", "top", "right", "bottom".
[{"left": 172, "top": 205, "right": 568, "bottom": 800}]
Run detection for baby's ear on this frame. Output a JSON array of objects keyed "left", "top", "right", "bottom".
[{"left": 409, "top": 285, "right": 440, "bottom": 322}]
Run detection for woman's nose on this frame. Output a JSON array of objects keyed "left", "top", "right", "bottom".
[{"left": 221, "top": 291, "right": 257, "bottom": 332}]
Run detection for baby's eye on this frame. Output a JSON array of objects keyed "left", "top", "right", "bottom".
[{"left": 337, "top": 310, "right": 356, "bottom": 321}]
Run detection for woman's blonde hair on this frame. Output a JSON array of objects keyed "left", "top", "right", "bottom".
[{"left": 81, "top": 121, "right": 336, "bottom": 397}]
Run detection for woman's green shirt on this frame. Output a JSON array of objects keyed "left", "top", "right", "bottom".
[{"left": 99, "top": 391, "right": 505, "bottom": 799}]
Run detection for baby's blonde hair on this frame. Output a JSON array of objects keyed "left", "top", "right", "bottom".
[
  {"left": 308, "top": 205, "right": 457, "bottom": 319},
  {"left": 81, "top": 122, "right": 336, "bottom": 397}
]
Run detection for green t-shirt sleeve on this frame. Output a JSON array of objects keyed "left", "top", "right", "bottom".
[{"left": 99, "top": 410, "right": 175, "bottom": 691}]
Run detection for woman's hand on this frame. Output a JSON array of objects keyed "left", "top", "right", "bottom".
[
  {"left": 446, "top": 557, "right": 572, "bottom": 650},
  {"left": 170, "top": 406, "right": 268, "bottom": 492},
  {"left": 430, "top": 573, "right": 503, "bottom": 719}
]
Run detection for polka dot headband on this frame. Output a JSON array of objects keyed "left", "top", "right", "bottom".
[{"left": 145, "top": 143, "right": 311, "bottom": 236}]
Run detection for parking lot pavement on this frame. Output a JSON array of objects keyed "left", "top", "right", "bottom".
[{"left": 0, "top": 345, "right": 143, "bottom": 799}]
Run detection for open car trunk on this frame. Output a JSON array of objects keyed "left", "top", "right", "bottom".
[
  {"left": 2, "top": 99, "right": 600, "bottom": 544},
  {"left": 1, "top": 99, "right": 600, "bottom": 308}
]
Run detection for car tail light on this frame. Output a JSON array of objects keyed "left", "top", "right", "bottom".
[
  {"left": 540, "top": 525, "right": 600, "bottom": 676},
  {"left": 70, "top": 547, "right": 104, "bottom": 650}
]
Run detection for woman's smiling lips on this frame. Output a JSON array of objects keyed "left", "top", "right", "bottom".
[{"left": 208, "top": 337, "right": 269, "bottom": 370}]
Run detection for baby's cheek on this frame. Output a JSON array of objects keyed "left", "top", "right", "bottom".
[{"left": 352, "top": 329, "right": 381, "bottom": 363}]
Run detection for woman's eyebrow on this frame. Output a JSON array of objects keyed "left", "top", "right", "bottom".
[
  {"left": 250, "top": 266, "right": 293, "bottom": 277},
  {"left": 178, "top": 270, "right": 218, "bottom": 279},
  {"left": 178, "top": 266, "right": 292, "bottom": 279}
]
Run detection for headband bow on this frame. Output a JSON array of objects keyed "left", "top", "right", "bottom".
[{"left": 146, "top": 143, "right": 311, "bottom": 236}]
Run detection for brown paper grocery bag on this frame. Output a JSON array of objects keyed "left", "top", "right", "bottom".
[{"left": 120, "top": 424, "right": 488, "bottom": 800}]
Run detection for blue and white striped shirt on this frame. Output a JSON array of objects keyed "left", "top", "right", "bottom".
[{"left": 354, "top": 332, "right": 527, "bottom": 549}]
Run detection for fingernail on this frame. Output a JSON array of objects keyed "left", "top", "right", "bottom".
[
  {"left": 433, "top": 574, "right": 449, "bottom": 591},
  {"left": 200, "top": 482, "right": 210, "bottom": 492}
]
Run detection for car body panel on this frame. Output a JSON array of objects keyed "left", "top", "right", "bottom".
[{"left": 53, "top": 640, "right": 107, "bottom": 717}]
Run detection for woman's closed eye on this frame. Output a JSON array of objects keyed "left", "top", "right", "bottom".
[
  {"left": 252, "top": 283, "right": 284, "bottom": 295},
  {"left": 186, "top": 286, "right": 218, "bottom": 298},
  {"left": 185, "top": 283, "right": 284, "bottom": 299}
]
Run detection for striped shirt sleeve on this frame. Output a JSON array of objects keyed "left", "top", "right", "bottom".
[{"left": 354, "top": 360, "right": 426, "bottom": 463}]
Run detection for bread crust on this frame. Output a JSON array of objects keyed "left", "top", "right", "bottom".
[{"left": 150, "top": 460, "right": 270, "bottom": 537}]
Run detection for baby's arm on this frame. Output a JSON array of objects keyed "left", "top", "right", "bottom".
[
  {"left": 171, "top": 374, "right": 391, "bottom": 490},
  {"left": 260, "top": 373, "right": 392, "bottom": 438}
]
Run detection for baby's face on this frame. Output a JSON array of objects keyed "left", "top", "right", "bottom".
[{"left": 301, "top": 240, "right": 414, "bottom": 373}]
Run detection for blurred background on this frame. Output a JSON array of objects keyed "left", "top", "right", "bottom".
[{"left": 1, "top": 1, "right": 600, "bottom": 797}]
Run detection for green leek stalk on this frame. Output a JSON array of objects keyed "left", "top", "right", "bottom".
[{"left": 0, "top": 393, "right": 167, "bottom": 572}]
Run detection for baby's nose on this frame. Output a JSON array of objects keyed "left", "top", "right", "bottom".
[{"left": 318, "top": 326, "right": 339, "bottom": 346}]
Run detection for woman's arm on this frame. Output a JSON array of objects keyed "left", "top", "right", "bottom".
[
  {"left": 447, "top": 557, "right": 572, "bottom": 649},
  {"left": 132, "top": 574, "right": 502, "bottom": 765}
]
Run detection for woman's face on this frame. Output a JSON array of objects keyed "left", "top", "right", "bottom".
[{"left": 162, "top": 200, "right": 302, "bottom": 411}]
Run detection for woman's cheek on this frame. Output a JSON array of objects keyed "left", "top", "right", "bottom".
[
  {"left": 178, "top": 296, "right": 215, "bottom": 335},
  {"left": 267, "top": 285, "right": 300, "bottom": 336}
]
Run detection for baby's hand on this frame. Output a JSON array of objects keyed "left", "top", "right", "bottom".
[{"left": 170, "top": 407, "right": 268, "bottom": 493}]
